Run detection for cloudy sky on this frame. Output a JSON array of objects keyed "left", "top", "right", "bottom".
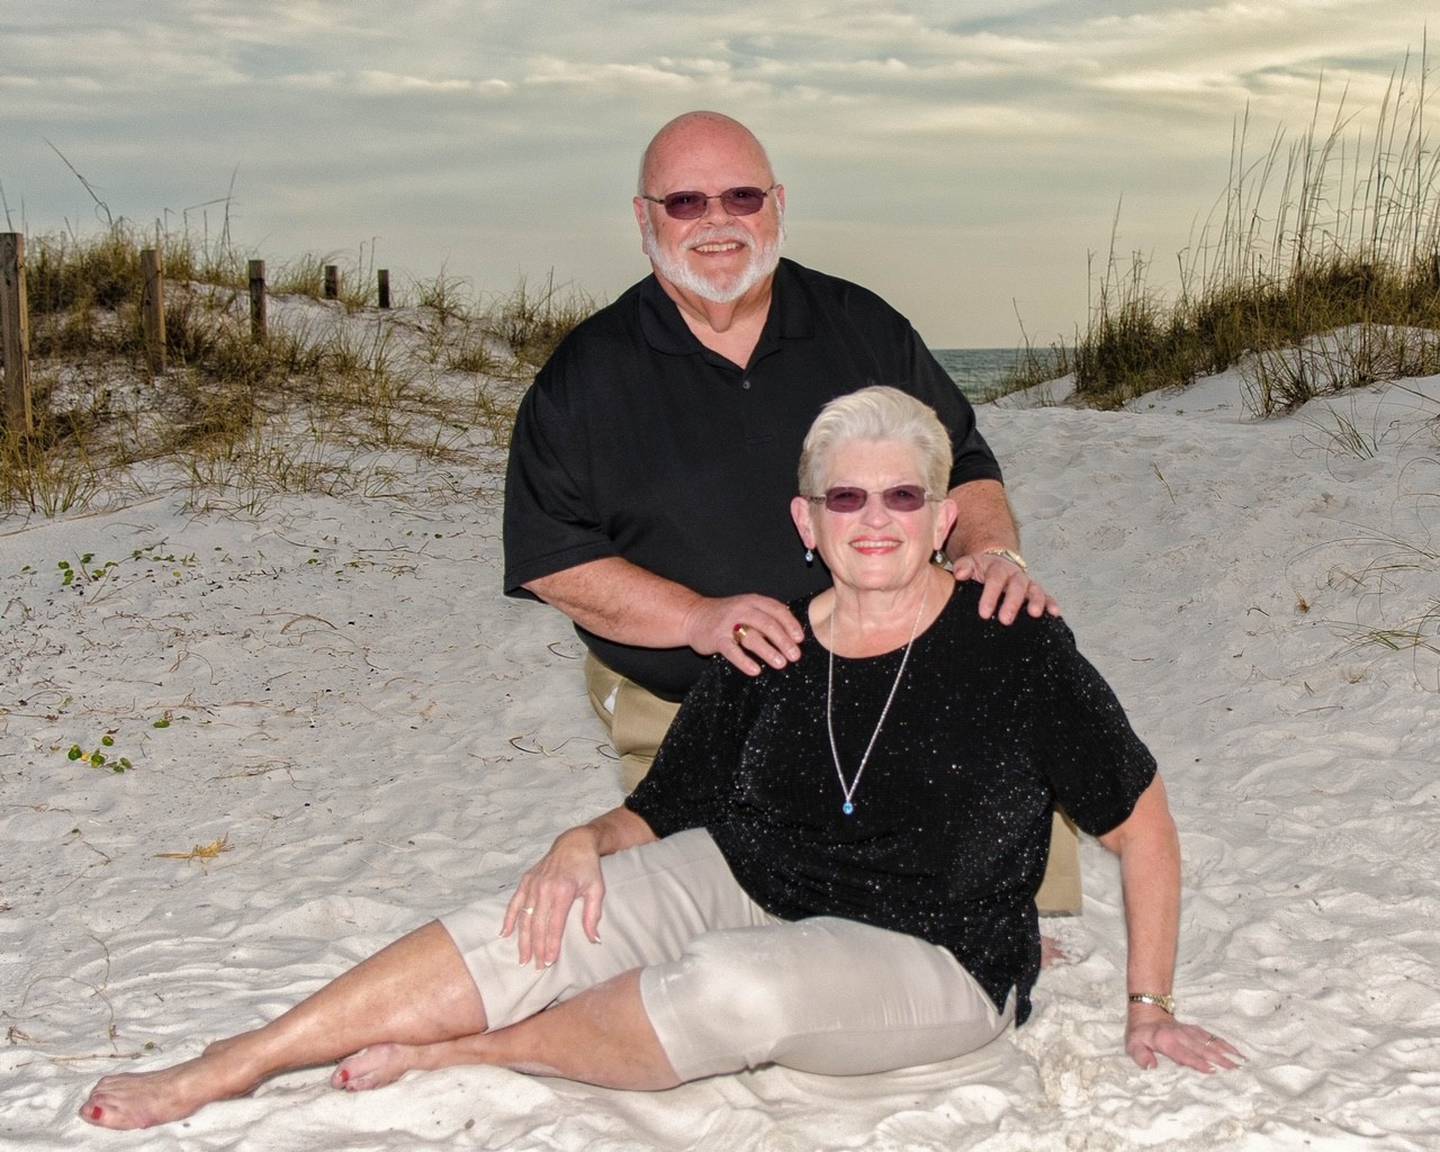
[{"left": 0, "top": 1, "right": 1428, "bottom": 345}]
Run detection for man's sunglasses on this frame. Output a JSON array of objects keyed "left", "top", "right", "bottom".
[
  {"left": 806, "top": 485, "right": 934, "bottom": 514},
  {"left": 640, "top": 185, "right": 777, "bottom": 220}
]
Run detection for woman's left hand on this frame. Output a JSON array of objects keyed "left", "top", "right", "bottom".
[{"left": 1126, "top": 1008, "right": 1244, "bottom": 1073}]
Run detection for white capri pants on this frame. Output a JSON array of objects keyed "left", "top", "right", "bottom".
[{"left": 441, "top": 829, "right": 1012, "bottom": 1081}]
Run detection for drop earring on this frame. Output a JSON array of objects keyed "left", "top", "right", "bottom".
[
  {"left": 805, "top": 548, "right": 814, "bottom": 564},
  {"left": 933, "top": 549, "right": 946, "bottom": 565}
]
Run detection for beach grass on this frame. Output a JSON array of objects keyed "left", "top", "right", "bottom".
[
  {"left": 979, "top": 340, "right": 1073, "bottom": 404},
  {"left": 1, "top": 224, "right": 589, "bottom": 517},
  {"left": 1070, "top": 48, "right": 1440, "bottom": 412}
]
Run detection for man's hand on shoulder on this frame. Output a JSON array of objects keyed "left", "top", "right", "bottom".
[
  {"left": 950, "top": 551, "right": 1060, "bottom": 625},
  {"left": 682, "top": 594, "right": 805, "bottom": 676}
]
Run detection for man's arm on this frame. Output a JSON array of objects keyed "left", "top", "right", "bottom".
[
  {"left": 525, "top": 557, "right": 803, "bottom": 676},
  {"left": 944, "top": 478, "right": 1061, "bottom": 623}
]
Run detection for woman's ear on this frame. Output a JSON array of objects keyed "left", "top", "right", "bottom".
[
  {"left": 933, "top": 497, "right": 958, "bottom": 553},
  {"left": 790, "top": 495, "right": 816, "bottom": 549}
]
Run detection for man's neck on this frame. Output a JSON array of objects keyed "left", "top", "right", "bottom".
[{"left": 654, "top": 271, "right": 775, "bottom": 366}]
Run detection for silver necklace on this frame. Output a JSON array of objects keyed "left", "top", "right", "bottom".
[{"left": 825, "top": 583, "right": 929, "bottom": 816}]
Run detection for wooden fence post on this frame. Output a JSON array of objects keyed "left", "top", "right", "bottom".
[
  {"left": 377, "top": 269, "right": 391, "bottom": 310},
  {"left": 1, "top": 233, "right": 33, "bottom": 435},
  {"left": 249, "top": 259, "right": 267, "bottom": 342},
  {"left": 141, "top": 246, "right": 166, "bottom": 373},
  {"left": 1431, "top": 251, "right": 1440, "bottom": 290},
  {"left": 324, "top": 264, "right": 339, "bottom": 300}
]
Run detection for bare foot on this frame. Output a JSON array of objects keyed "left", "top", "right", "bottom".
[
  {"left": 79, "top": 1052, "right": 261, "bottom": 1130},
  {"left": 331, "top": 1043, "right": 416, "bottom": 1092},
  {"left": 1040, "top": 935, "right": 1068, "bottom": 969}
]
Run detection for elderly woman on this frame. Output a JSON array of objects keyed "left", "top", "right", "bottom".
[{"left": 81, "top": 387, "right": 1238, "bottom": 1130}]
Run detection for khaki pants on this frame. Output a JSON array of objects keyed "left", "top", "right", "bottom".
[
  {"left": 442, "top": 828, "right": 1010, "bottom": 1081},
  {"left": 584, "top": 654, "right": 1082, "bottom": 915}
]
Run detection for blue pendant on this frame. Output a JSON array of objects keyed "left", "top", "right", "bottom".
[{"left": 842, "top": 802, "right": 855, "bottom": 815}]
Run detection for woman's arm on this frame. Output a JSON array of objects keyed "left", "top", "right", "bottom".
[
  {"left": 1098, "top": 775, "right": 1244, "bottom": 1073},
  {"left": 502, "top": 806, "right": 659, "bottom": 970}
]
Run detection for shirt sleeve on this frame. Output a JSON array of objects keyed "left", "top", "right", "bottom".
[
  {"left": 624, "top": 657, "right": 755, "bottom": 837},
  {"left": 502, "top": 353, "right": 619, "bottom": 597},
  {"left": 1025, "top": 618, "right": 1157, "bottom": 836}
]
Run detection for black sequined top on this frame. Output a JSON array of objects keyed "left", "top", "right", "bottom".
[{"left": 625, "top": 581, "right": 1157, "bottom": 1025}]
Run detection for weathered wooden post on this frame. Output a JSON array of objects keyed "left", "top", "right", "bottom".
[
  {"left": 1431, "top": 251, "right": 1439, "bottom": 290},
  {"left": 377, "top": 269, "right": 391, "bottom": 310},
  {"left": 249, "top": 259, "right": 268, "bottom": 341},
  {"left": 141, "top": 246, "right": 166, "bottom": 373},
  {"left": 1, "top": 233, "right": 34, "bottom": 435},
  {"left": 324, "top": 264, "right": 339, "bottom": 300}
]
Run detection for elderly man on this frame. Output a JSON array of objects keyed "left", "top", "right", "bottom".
[{"left": 503, "top": 111, "right": 1081, "bottom": 913}]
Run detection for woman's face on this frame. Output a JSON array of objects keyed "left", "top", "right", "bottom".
[{"left": 790, "top": 439, "right": 957, "bottom": 595}]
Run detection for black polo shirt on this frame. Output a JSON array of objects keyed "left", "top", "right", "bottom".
[{"left": 503, "top": 257, "right": 1003, "bottom": 700}]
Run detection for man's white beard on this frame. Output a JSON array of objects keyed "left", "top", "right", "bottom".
[{"left": 642, "top": 212, "right": 785, "bottom": 305}]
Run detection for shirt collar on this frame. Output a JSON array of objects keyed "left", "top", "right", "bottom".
[{"left": 637, "top": 258, "right": 815, "bottom": 357}]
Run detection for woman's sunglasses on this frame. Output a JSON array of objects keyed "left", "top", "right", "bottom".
[
  {"left": 640, "top": 185, "right": 777, "bottom": 220},
  {"left": 807, "top": 485, "right": 933, "bottom": 514}
]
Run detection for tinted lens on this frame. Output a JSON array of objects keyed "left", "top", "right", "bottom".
[
  {"left": 882, "top": 485, "right": 928, "bottom": 511},
  {"left": 719, "top": 187, "right": 767, "bottom": 215},
  {"left": 661, "top": 191, "right": 709, "bottom": 219},
  {"left": 819, "top": 486, "right": 928, "bottom": 513},
  {"left": 658, "top": 187, "right": 768, "bottom": 219}
]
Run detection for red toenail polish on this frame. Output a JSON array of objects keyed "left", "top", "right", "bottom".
[
  {"left": 92, "top": 1107, "right": 104, "bottom": 1120},
  {"left": 338, "top": 1069, "right": 349, "bottom": 1084}
]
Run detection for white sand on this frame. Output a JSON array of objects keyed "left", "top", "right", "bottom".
[{"left": 2, "top": 324, "right": 1437, "bottom": 1149}]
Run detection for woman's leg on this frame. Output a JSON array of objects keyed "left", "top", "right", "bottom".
[
  {"left": 335, "top": 968, "right": 680, "bottom": 1092},
  {"left": 335, "top": 830, "right": 773, "bottom": 1093},
  {"left": 81, "top": 829, "right": 766, "bottom": 1127},
  {"left": 641, "top": 917, "right": 1011, "bottom": 1082},
  {"left": 340, "top": 915, "right": 1009, "bottom": 1097},
  {"left": 80, "top": 921, "right": 487, "bottom": 1130}
]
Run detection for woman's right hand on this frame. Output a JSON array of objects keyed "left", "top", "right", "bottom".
[{"left": 501, "top": 826, "right": 606, "bottom": 969}]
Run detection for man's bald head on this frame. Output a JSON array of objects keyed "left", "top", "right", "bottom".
[{"left": 637, "top": 111, "right": 775, "bottom": 196}]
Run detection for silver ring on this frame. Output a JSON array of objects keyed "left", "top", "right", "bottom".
[{"left": 521, "top": 906, "right": 536, "bottom": 915}]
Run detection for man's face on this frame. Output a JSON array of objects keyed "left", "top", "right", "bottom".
[{"left": 633, "top": 125, "right": 785, "bottom": 305}]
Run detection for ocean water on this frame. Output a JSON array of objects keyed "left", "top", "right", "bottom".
[{"left": 929, "top": 347, "right": 1024, "bottom": 400}]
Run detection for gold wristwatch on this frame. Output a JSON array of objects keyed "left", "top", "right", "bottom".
[{"left": 1127, "top": 993, "right": 1175, "bottom": 1014}]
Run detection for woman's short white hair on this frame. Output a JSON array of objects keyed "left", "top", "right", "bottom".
[{"left": 798, "top": 386, "right": 952, "bottom": 496}]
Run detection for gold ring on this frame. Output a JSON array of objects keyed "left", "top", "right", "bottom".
[{"left": 733, "top": 624, "right": 749, "bottom": 644}]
